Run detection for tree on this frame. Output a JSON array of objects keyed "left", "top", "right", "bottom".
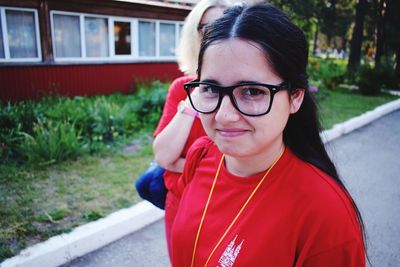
[
  {"left": 384, "top": 0, "right": 400, "bottom": 84},
  {"left": 374, "top": 0, "right": 388, "bottom": 66},
  {"left": 348, "top": 0, "right": 368, "bottom": 72},
  {"left": 267, "top": 0, "right": 319, "bottom": 40}
]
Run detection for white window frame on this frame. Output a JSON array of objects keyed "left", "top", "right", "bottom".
[
  {"left": 51, "top": 11, "right": 82, "bottom": 61},
  {"left": 159, "top": 20, "right": 179, "bottom": 59},
  {"left": 83, "top": 14, "right": 110, "bottom": 61},
  {"left": 110, "top": 17, "right": 133, "bottom": 59},
  {"left": 0, "top": 6, "right": 42, "bottom": 63},
  {"left": 157, "top": 20, "right": 183, "bottom": 61},
  {"left": 51, "top": 10, "right": 182, "bottom": 63},
  {"left": 137, "top": 18, "right": 157, "bottom": 60}
]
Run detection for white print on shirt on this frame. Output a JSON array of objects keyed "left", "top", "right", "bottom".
[{"left": 217, "top": 235, "right": 244, "bottom": 267}]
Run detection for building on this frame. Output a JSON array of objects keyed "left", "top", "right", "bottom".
[{"left": 0, "top": 0, "right": 194, "bottom": 102}]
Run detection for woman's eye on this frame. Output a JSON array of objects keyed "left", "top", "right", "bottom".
[
  {"left": 242, "top": 87, "right": 266, "bottom": 97},
  {"left": 200, "top": 85, "right": 219, "bottom": 95}
]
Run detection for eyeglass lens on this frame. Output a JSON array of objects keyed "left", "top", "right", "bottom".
[{"left": 189, "top": 83, "right": 273, "bottom": 115}]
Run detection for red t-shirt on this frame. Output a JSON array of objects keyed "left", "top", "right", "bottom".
[
  {"left": 170, "top": 137, "right": 365, "bottom": 267},
  {"left": 153, "top": 75, "right": 207, "bottom": 191}
]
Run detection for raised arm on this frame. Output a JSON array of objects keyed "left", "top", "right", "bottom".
[{"left": 153, "top": 76, "right": 199, "bottom": 173}]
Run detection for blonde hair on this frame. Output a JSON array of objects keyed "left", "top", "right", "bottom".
[{"left": 177, "top": 0, "right": 232, "bottom": 75}]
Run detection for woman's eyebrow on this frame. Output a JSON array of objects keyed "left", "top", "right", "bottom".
[
  {"left": 200, "top": 79, "right": 264, "bottom": 86},
  {"left": 235, "top": 80, "right": 263, "bottom": 84},
  {"left": 200, "top": 79, "right": 220, "bottom": 84}
]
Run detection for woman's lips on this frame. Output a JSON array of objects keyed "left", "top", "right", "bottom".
[{"left": 216, "top": 128, "right": 248, "bottom": 137}]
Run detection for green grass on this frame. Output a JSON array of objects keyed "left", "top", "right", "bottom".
[
  {"left": 0, "top": 88, "right": 399, "bottom": 262},
  {"left": 317, "top": 88, "right": 398, "bottom": 129},
  {"left": 0, "top": 136, "right": 153, "bottom": 261}
]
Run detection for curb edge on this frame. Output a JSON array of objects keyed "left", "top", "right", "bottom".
[{"left": 1, "top": 202, "right": 164, "bottom": 267}]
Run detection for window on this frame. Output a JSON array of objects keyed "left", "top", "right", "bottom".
[
  {"left": 51, "top": 10, "right": 182, "bottom": 62},
  {"left": 114, "top": 21, "right": 131, "bottom": 55},
  {"left": 179, "top": 24, "right": 184, "bottom": 36},
  {"left": 85, "top": 17, "right": 108, "bottom": 57},
  {"left": 138, "top": 21, "right": 156, "bottom": 57},
  {"left": 0, "top": 7, "right": 41, "bottom": 62},
  {"left": 159, "top": 22, "right": 175, "bottom": 57},
  {"left": 0, "top": 17, "right": 4, "bottom": 58},
  {"left": 53, "top": 14, "right": 81, "bottom": 57}
]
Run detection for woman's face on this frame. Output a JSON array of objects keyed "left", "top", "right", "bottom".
[{"left": 199, "top": 39, "right": 303, "bottom": 160}]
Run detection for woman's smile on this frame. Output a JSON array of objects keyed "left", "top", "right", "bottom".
[{"left": 216, "top": 127, "right": 249, "bottom": 138}]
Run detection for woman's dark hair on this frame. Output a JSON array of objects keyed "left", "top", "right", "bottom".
[{"left": 197, "top": 2, "right": 368, "bottom": 259}]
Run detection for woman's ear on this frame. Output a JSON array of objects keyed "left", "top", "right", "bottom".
[{"left": 289, "top": 89, "right": 305, "bottom": 114}]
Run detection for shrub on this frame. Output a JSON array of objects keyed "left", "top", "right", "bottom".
[
  {"left": 19, "top": 119, "right": 83, "bottom": 165},
  {"left": 45, "top": 96, "right": 91, "bottom": 134},
  {"left": 355, "top": 57, "right": 398, "bottom": 96},
  {"left": 1, "top": 80, "right": 170, "bottom": 165},
  {"left": 308, "top": 57, "right": 346, "bottom": 90},
  {"left": 131, "top": 80, "right": 168, "bottom": 126},
  {"left": 356, "top": 64, "right": 383, "bottom": 95},
  {"left": 87, "top": 97, "right": 121, "bottom": 143},
  {"left": 0, "top": 101, "right": 44, "bottom": 162},
  {"left": 376, "top": 58, "right": 398, "bottom": 89}
]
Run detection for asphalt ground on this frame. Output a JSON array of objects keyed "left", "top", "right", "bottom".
[{"left": 63, "top": 109, "right": 400, "bottom": 267}]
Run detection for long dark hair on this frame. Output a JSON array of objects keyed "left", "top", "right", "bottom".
[{"left": 197, "top": 2, "right": 368, "bottom": 259}]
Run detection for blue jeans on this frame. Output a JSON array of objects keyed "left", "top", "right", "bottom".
[{"left": 135, "top": 161, "right": 167, "bottom": 209}]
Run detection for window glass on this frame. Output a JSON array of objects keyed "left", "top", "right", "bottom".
[
  {"left": 54, "top": 14, "right": 81, "bottom": 57},
  {"left": 114, "top": 21, "right": 131, "bottom": 55},
  {"left": 179, "top": 24, "right": 183, "bottom": 40},
  {"left": 0, "top": 15, "right": 4, "bottom": 58},
  {"left": 138, "top": 21, "right": 155, "bottom": 57},
  {"left": 159, "top": 23, "right": 175, "bottom": 57},
  {"left": 85, "top": 17, "right": 108, "bottom": 57},
  {"left": 6, "top": 10, "right": 37, "bottom": 58}
]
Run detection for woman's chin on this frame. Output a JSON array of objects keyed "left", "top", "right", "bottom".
[{"left": 216, "top": 143, "right": 242, "bottom": 157}]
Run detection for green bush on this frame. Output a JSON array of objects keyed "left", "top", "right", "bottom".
[
  {"left": 376, "top": 58, "right": 398, "bottom": 89},
  {"left": 0, "top": 101, "right": 44, "bottom": 161},
  {"left": 130, "top": 80, "right": 168, "bottom": 126},
  {"left": 356, "top": 64, "right": 383, "bottom": 95},
  {"left": 355, "top": 57, "right": 398, "bottom": 96},
  {"left": 0, "top": 80, "right": 169, "bottom": 165},
  {"left": 88, "top": 97, "right": 121, "bottom": 143},
  {"left": 45, "top": 97, "right": 91, "bottom": 134},
  {"left": 308, "top": 57, "right": 346, "bottom": 90},
  {"left": 20, "top": 119, "right": 83, "bottom": 165}
]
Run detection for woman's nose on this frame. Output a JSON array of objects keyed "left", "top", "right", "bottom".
[{"left": 215, "top": 95, "right": 241, "bottom": 122}]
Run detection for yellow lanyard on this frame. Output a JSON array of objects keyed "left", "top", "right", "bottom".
[{"left": 190, "top": 149, "right": 284, "bottom": 267}]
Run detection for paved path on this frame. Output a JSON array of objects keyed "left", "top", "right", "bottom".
[{"left": 64, "top": 110, "right": 400, "bottom": 267}]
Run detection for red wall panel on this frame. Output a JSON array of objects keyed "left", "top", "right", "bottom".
[{"left": 0, "top": 62, "right": 183, "bottom": 102}]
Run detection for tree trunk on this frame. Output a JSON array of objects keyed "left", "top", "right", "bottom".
[
  {"left": 396, "top": 45, "right": 400, "bottom": 84},
  {"left": 342, "top": 34, "right": 347, "bottom": 52},
  {"left": 348, "top": 0, "right": 368, "bottom": 72},
  {"left": 313, "top": 24, "right": 319, "bottom": 55},
  {"left": 375, "top": 0, "right": 387, "bottom": 66}
]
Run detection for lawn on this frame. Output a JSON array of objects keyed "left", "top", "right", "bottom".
[
  {"left": 0, "top": 87, "right": 398, "bottom": 262},
  {"left": 318, "top": 88, "right": 398, "bottom": 129},
  {"left": 0, "top": 134, "right": 154, "bottom": 261}
]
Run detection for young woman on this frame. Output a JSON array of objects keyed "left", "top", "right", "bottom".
[{"left": 169, "top": 3, "right": 366, "bottom": 266}]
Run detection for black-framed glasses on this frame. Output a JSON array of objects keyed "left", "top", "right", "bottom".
[{"left": 184, "top": 80, "right": 290, "bottom": 117}]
